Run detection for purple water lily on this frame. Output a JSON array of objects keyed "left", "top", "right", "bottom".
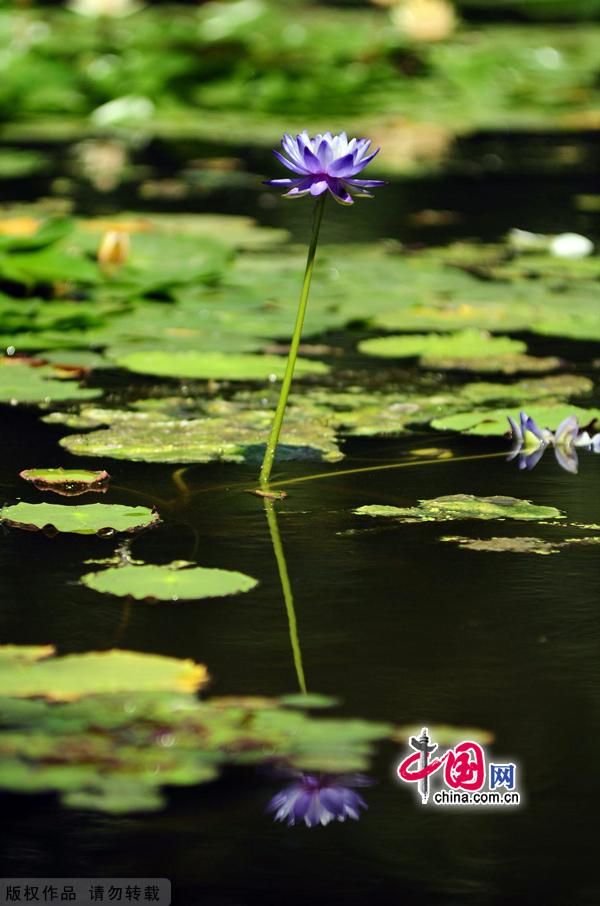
[
  {"left": 264, "top": 131, "right": 387, "bottom": 205},
  {"left": 507, "top": 411, "right": 552, "bottom": 450},
  {"left": 267, "top": 772, "right": 369, "bottom": 827},
  {"left": 507, "top": 410, "right": 600, "bottom": 474}
]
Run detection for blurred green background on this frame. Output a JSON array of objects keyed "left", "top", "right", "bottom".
[{"left": 1, "top": 0, "right": 599, "bottom": 177}]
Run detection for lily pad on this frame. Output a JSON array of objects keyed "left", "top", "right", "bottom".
[
  {"left": 442, "top": 535, "right": 561, "bottom": 555},
  {"left": 532, "top": 311, "right": 600, "bottom": 342},
  {"left": 0, "top": 646, "right": 394, "bottom": 813},
  {"left": 85, "top": 214, "right": 289, "bottom": 251},
  {"left": 358, "top": 330, "right": 525, "bottom": 361},
  {"left": 0, "top": 359, "right": 101, "bottom": 404},
  {"left": 422, "top": 354, "right": 562, "bottom": 375},
  {"left": 19, "top": 468, "right": 110, "bottom": 495},
  {"left": 358, "top": 330, "right": 560, "bottom": 374},
  {"left": 112, "top": 350, "right": 328, "bottom": 382},
  {"left": 459, "top": 374, "right": 593, "bottom": 405},
  {"left": 0, "top": 646, "right": 207, "bottom": 701},
  {"left": 431, "top": 404, "right": 600, "bottom": 437},
  {"left": 81, "top": 561, "right": 258, "bottom": 601},
  {"left": 441, "top": 535, "right": 600, "bottom": 555},
  {"left": 55, "top": 406, "right": 342, "bottom": 464},
  {"left": 1, "top": 502, "right": 160, "bottom": 536},
  {"left": 354, "top": 494, "right": 564, "bottom": 523}
]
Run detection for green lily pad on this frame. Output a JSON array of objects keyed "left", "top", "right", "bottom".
[
  {"left": 459, "top": 374, "right": 593, "bottom": 405},
  {"left": 358, "top": 330, "right": 560, "bottom": 374},
  {"left": 355, "top": 494, "right": 564, "bottom": 523},
  {"left": 0, "top": 217, "right": 74, "bottom": 254},
  {"left": 0, "top": 645, "right": 56, "bottom": 666},
  {"left": 441, "top": 535, "right": 600, "bottom": 555},
  {"left": 112, "top": 350, "right": 328, "bottom": 381},
  {"left": 431, "top": 404, "right": 600, "bottom": 437},
  {"left": 0, "top": 646, "right": 207, "bottom": 701},
  {"left": 279, "top": 693, "right": 340, "bottom": 710},
  {"left": 100, "top": 233, "right": 232, "bottom": 296},
  {"left": 0, "top": 359, "right": 101, "bottom": 404},
  {"left": 532, "top": 311, "right": 600, "bottom": 342},
  {"left": 1, "top": 502, "right": 160, "bottom": 536},
  {"left": 81, "top": 561, "right": 258, "bottom": 601},
  {"left": 423, "top": 354, "right": 562, "bottom": 375},
  {"left": 374, "top": 298, "right": 538, "bottom": 334},
  {"left": 0, "top": 645, "right": 394, "bottom": 813},
  {"left": 0, "top": 245, "right": 100, "bottom": 289},
  {"left": 19, "top": 468, "right": 110, "bottom": 495},
  {"left": 0, "top": 149, "right": 50, "bottom": 180},
  {"left": 359, "top": 330, "right": 525, "bottom": 361},
  {"left": 38, "top": 350, "right": 111, "bottom": 370},
  {"left": 90, "top": 214, "right": 289, "bottom": 251},
  {"left": 55, "top": 406, "right": 342, "bottom": 464}
]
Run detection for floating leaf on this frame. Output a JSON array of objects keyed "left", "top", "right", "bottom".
[
  {"left": 0, "top": 360, "right": 101, "bottom": 404},
  {"left": 19, "top": 468, "right": 110, "bottom": 496},
  {"left": 0, "top": 645, "right": 394, "bottom": 812},
  {"left": 55, "top": 406, "right": 342, "bottom": 464},
  {"left": 1, "top": 502, "right": 159, "bottom": 536},
  {"left": 0, "top": 217, "right": 73, "bottom": 253},
  {"left": 0, "top": 645, "right": 55, "bottom": 666},
  {"left": 458, "top": 374, "right": 593, "bottom": 405},
  {"left": 359, "top": 330, "right": 525, "bottom": 361},
  {"left": 441, "top": 535, "right": 561, "bottom": 555},
  {"left": 532, "top": 311, "right": 600, "bottom": 342},
  {"left": 441, "top": 535, "right": 600, "bottom": 555},
  {"left": 0, "top": 647, "right": 207, "bottom": 701},
  {"left": 0, "top": 150, "right": 49, "bottom": 180},
  {"left": 279, "top": 694, "right": 339, "bottom": 710},
  {"left": 82, "top": 213, "right": 289, "bottom": 251},
  {"left": 354, "top": 494, "right": 564, "bottom": 523},
  {"left": 423, "top": 354, "right": 562, "bottom": 375},
  {"left": 431, "top": 404, "right": 600, "bottom": 437},
  {"left": 359, "top": 330, "right": 560, "bottom": 374},
  {"left": 81, "top": 561, "right": 258, "bottom": 601},
  {"left": 38, "top": 349, "right": 111, "bottom": 371},
  {"left": 112, "top": 350, "right": 328, "bottom": 381}
]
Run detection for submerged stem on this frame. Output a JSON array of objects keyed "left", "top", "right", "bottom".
[
  {"left": 259, "top": 195, "right": 326, "bottom": 487},
  {"left": 264, "top": 498, "right": 307, "bottom": 694}
]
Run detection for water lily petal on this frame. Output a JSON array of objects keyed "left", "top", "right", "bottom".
[
  {"left": 273, "top": 148, "right": 307, "bottom": 175},
  {"left": 343, "top": 181, "right": 374, "bottom": 198},
  {"left": 281, "top": 176, "right": 314, "bottom": 199},
  {"left": 263, "top": 178, "right": 304, "bottom": 187},
  {"left": 346, "top": 178, "right": 388, "bottom": 187},
  {"left": 554, "top": 444, "right": 579, "bottom": 474},
  {"left": 302, "top": 144, "right": 322, "bottom": 174},
  {"left": 348, "top": 147, "right": 380, "bottom": 175},
  {"left": 328, "top": 178, "right": 354, "bottom": 205},
  {"left": 310, "top": 179, "right": 329, "bottom": 196},
  {"left": 507, "top": 415, "right": 522, "bottom": 443},
  {"left": 553, "top": 414, "right": 579, "bottom": 447},
  {"left": 282, "top": 133, "right": 307, "bottom": 169},
  {"left": 328, "top": 152, "right": 356, "bottom": 178}
]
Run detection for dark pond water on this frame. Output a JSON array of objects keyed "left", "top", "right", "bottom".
[{"left": 1, "top": 134, "right": 599, "bottom": 905}]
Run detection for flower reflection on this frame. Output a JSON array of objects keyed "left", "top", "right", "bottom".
[
  {"left": 508, "top": 410, "right": 600, "bottom": 474},
  {"left": 267, "top": 772, "right": 370, "bottom": 827}
]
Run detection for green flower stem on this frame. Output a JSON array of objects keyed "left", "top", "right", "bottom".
[
  {"left": 264, "top": 498, "right": 307, "bottom": 694},
  {"left": 259, "top": 194, "right": 326, "bottom": 486}
]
